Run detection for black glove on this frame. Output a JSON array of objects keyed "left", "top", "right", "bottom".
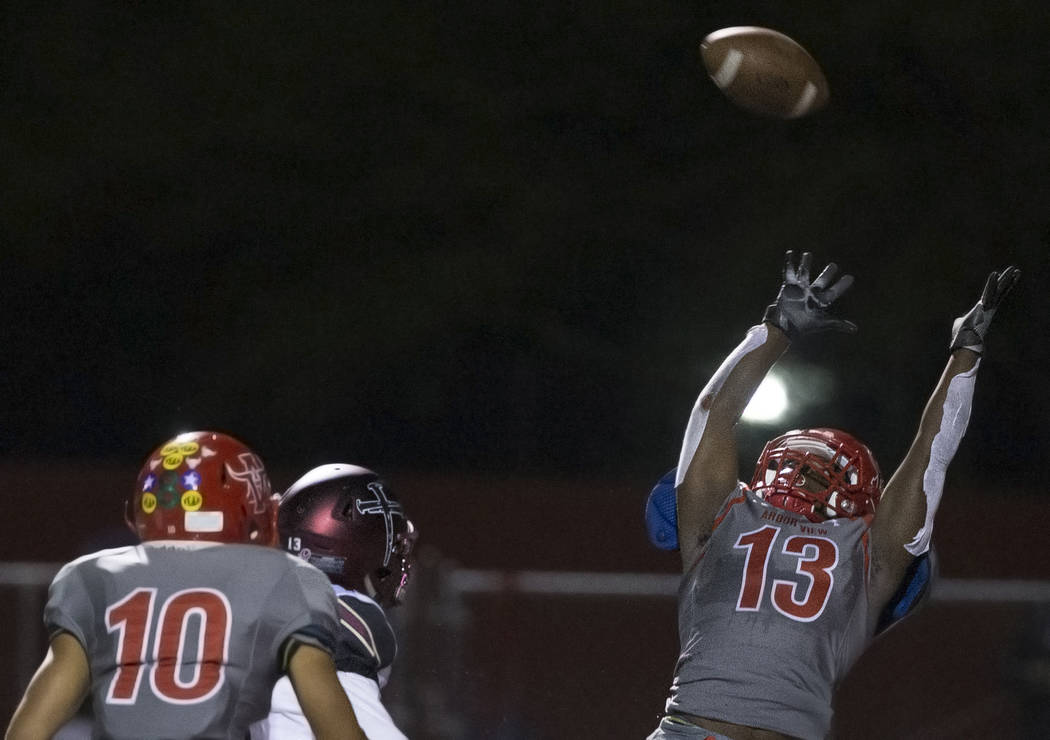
[
  {"left": 762, "top": 251, "right": 857, "bottom": 339},
  {"left": 949, "top": 266, "right": 1020, "bottom": 354}
]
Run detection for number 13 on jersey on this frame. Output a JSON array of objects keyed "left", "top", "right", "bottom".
[{"left": 734, "top": 524, "right": 840, "bottom": 622}]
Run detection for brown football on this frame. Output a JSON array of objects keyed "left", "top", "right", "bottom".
[{"left": 700, "top": 26, "right": 829, "bottom": 119}]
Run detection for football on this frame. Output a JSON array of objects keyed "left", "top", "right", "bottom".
[{"left": 700, "top": 26, "right": 829, "bottom": 119}]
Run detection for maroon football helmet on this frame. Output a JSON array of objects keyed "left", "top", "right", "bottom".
[
  {"left": 127, "top": 431, "right": 278, "bottom": 545},
  {"left": 278, "top": 464, "right": 417, "bottom": 607},
  {"left": 750, "top": 428, "right": 882, "bottom": 522}
]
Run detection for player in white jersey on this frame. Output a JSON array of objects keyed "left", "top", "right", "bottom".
[
  {"left": 252, "top": 463, "right": 417, "bottom": 740},
  {"left": 647, "top": 253, "right": 1019, "bottom": 740},
  {"left": 6, "top": 431, "right": 365, "bottom": 740}
]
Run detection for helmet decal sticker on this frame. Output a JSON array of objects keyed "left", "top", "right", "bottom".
[
  {"left": 179, "top": 469, "right": 203, "bottom": 510},
  {"left": 160, "top": 441, "right": 200, "bottom": 470},
  {"left": 134, "top": 431, "right": 277, "bottom": 545},
  {"left": 307, "top": 554, "right": 347, "bottom": 576},
  {"left": 355, "top": 482, "right": 405, "bottom": 567},
  {"left": 147, "top": 443, "right": 215, "bottom": 473},
  {"left": 224, "top": 452, "right": 272, "bottom": 514},
  {"left": 140, "top": 473, "right": 157, "bottom": 513},
  {"left": 158, "top": 472, "right": 181, "bottom": 509},
  {"left": 184, "top": 445, "right": 215, "bottom": 470}
]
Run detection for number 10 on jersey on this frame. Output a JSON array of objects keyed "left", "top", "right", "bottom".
[{"left": 105, "top": 587, "right": 232, "bottom": 704}]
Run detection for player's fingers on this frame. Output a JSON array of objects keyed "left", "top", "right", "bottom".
[
  {"left": 783, "top": 250, "right": 797, "bottom": 282},
  {"left": 827, "top": 318, "right": 858, "bottom": 334},
  {"left": 995, "top": 266, "right": 1020, "bottom": 303},
  {"left": 820, "top": 273, "right": 854, "bottom": 303},
  {"left": 811, "top": 262, "right": 839, "bottom": 290},
  {"left": 980, "top": 271, "right": 998, "bottom": 307},
  {"left": 798, "top": 251, "right": 813, "bottom": 282}
]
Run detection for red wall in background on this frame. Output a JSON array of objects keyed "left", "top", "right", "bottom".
[
  {"left": 5, "top": 463, "right": 1048, "bottom": 578},
  {"left": 2, "top": 463, "right": 1047, "bottom": 738}
]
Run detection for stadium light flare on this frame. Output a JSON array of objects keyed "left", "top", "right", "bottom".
[{"left": 742, "top": 374, "right": 789, "bottom": 424}]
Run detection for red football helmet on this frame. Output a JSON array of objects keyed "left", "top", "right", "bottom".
[
  {"left": 750, "top": 428, "right": 882, "bottom": 522},
  {"left": 127, "top": 431, "right": 278, "bottom": 545},
  {"left": 278, "top": 464, "right": 417, "bottom": 608}
]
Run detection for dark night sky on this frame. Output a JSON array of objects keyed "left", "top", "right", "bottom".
[{"left": 3, "top": 0, "right": 1048, "bottom": 488}]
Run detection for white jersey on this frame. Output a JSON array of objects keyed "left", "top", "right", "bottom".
[{"left": 251, "top": 586, "right": 406, "bottom": 740}]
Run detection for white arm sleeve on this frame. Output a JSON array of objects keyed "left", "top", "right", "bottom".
[
  {"left": 906, "top": 359, "right": 980, "bottom": 556},
  {"left": 675, "top": 324, "right": 770, "bottom": 487}
]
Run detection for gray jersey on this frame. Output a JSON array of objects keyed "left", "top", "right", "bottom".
[
  {"left": 665, "top": 484, "right": 873, "bottom": 740},
  {"left": 45, "top": 540, "right": 339, "bottom": 740}
]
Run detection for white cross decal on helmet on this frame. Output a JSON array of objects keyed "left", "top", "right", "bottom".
[{"left": 355, "top": 482, "right": 404, "bottom": 567}]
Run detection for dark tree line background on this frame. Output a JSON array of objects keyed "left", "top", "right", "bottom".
[{"left": 3, "top": 0, "right": 1047, "bottom": 488}]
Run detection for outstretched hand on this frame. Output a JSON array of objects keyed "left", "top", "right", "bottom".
[
  {"left": 950, "top": 266, "right": 1020, "bottom": 354},
  {"left": 762, "top": 251, "right": 857, "bottom": 339}
]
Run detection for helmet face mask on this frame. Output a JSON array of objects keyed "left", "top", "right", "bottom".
[
  {"left": 366, "top": 520, "right": 418, "bottom": 606},
  {"left": 750, "top": 428, "right": 882, "bottom": 523},
  {"left": 279, "top": 464, "right": 416, "bottom": 608},
  {"left": 128, "top": 431, "right": 278, "bottom": 545}
]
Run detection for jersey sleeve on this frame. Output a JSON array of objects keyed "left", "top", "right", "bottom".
[
  {"left": 331, "top": 591, "right": 397, "bottom": 680},
  {"left": 710, "top": 482, "right": 750, "bottom": 532},
  {"left": 43, "top": 559, "right": 95, "bottom": 650},
  {"left": 267, "top": 556, "right": 341, "bottom": 671}
]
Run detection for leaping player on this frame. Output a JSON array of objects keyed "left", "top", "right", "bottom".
[{"left": 646, "top": 252, "right": 1019, "bottom": 740}]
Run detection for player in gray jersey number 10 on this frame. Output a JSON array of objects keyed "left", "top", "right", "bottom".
[
  {"left": 647, "top": 253, "right": 1019, "bottom": 740},
  {"left": 5, "top": 430, "right": 366, "bottom": 740}
]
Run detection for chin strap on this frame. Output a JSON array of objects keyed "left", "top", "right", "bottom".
[
  {"left": 362, "top": 572, "right": 379, "bottom": 600},
  {"left": 906, "top": 360, "right": 979, "bottom": 555},
  {"left": 675, "top": 324, "right": 769, "bottom": 487}
]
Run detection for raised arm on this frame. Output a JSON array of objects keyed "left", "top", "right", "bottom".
[
  {"left": 869, "top": 266, "right": 1020, "bottom": 615},
  {"left": 675, "top": 251, "right": 856, "bottom": 571}
]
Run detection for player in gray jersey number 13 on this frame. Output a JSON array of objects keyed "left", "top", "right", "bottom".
[
  {"left": 5, "top": 430, "right": 366, "bottom": 740},
  {"left": 647, "top": 253, "right": 1019, "bottom": 740}
]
